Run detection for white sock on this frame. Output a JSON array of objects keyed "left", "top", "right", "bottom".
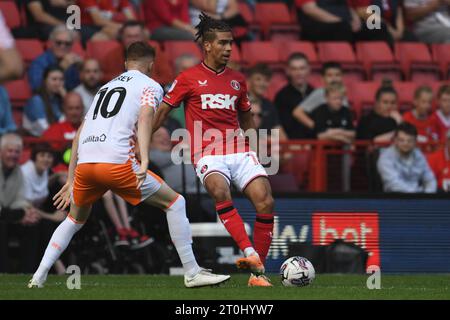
[
  {"left": 165, "top": 195, "right": 201, "bottom": 278},
  {"left": 33, "top": 216, "right": 84, "bottom": 282},
  {"left": 244, "top": 247, "right": 257, "bottom": 257}
]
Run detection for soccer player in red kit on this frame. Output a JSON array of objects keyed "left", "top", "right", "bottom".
[{"left": 153, "top": 13, "right": 274, "bottom": 287}]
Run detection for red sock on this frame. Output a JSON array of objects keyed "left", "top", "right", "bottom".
[
  {"left": 216, "top": 200, "right": 253, "bottom": 252},
  {"left": 254, "top": 213, "right": 274, "bottom": 265}
]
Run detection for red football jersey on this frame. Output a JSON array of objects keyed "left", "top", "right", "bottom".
[
  {"left": 163, "top": 62, "right": 251, "bottom": 163},
  {"left": 431, "top": 110, "right": 450, "bottom": 142},
  {"left": 403, "top": 110, "right": 439, "bottom": 143},
  {"left": 427, "top": 148, "right": 450, "bottom": 191}
]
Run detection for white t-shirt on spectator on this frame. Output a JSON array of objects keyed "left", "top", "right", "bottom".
[
  {"left": 20, "top": 160, "right": 49, "bottom": 207},
  {"left": 0, "top": 11, "right": 14, "bottom": 50}
]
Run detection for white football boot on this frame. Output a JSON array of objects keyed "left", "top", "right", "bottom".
[
  {"left": 184, "top": 268, "right": 230, "bottom": 288},
  {"left": 27, "top": 277, "right": 45, "bottom": 288}
]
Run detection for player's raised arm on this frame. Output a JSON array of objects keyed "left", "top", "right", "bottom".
[
  {"left": 53, "top": 120, "right": 84, "bottom": 210},
  {"left": 152, "top": 101, "right": 173, "bottom": 133}
]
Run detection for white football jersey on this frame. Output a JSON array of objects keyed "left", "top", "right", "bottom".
[{"left": 78, "top": 70, "right": 163, "bottom": 164}]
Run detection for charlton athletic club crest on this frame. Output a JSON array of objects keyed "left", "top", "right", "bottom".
[
  {"left": 231, "top": 80, "right": 240, "bottom": 91},
  {"left": 200, "top": 165, "right": 208, "bottom": 174}
]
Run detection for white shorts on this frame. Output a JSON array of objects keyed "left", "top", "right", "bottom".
[{"left": 195, "top": 152, "right": 268, "bottom": 191}]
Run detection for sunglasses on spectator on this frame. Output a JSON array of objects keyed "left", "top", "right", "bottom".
[{"left": 55, "top": 40, "right": 73, "bottom": 47}]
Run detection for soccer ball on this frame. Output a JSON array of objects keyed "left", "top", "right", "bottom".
[{"left": 280, "top": 256, "right": 315, "bottom": 287}]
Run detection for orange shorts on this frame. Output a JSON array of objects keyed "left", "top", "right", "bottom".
[{"left": 72, "top": 161, "right": 163, "bottom": 207}]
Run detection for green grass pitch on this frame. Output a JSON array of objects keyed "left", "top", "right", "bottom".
[{"left": 0, "top": 274, "right": 449, "bottom": 300}]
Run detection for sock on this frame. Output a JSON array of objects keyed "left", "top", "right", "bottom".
[
  {"left": 165, "top": 195, "right": 201, "bottom": 277},
  {"left": 216, "top": 200, "right": 253, "bottom": 253},
  {"left": 253, "top": 213, "right": 274, "bottom": 265},
  {"left": 33, "top": 216, "right": 84, "bottom": 282}
]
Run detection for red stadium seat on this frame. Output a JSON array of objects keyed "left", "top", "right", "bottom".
[
  {"left": 393, "top": 81, "right": 418, "bottom": 112},
  {"left": 230, "top": 43, "right": 241, "bottom": 63},
  {"left": 266, "top": 73, "right": 287, "bottom": 102},
  {"left": 4, "top": 78, "right": 32, "bottom": 108},
  {"left": 431, "top": 44, "right": 450, "bottom": 80},
  {"left": 12, "top": 109, "right": 22, "bottom": 128},
  {"left": 0, "top": 1, "right": 21, "bottom": 29},
  {"left": 347, "top": 81, "right": 379, "bottom": 119},
  {"left": 86, "top": 40, "right": 121, "bottom": 61},
  {"left": 241, "top": 41, "right": 281, "bottom": 68},
  {"left": 355, "top": 41, "right": 401, "bottom": 81},
  {"left": 163, "top": 41, "right": 202, "bottom": 61},
  {"left": 15, "top": 39, "right": 44, "bottom": 66},
  {"left": 395, "top": 42, "right": 440, "bottom": 82},
  {"left": 254, "top": 3, "right": 299, "bottom": 40},
  {"left": 317, "top": 42, "right": 365, "bottom": 81}
]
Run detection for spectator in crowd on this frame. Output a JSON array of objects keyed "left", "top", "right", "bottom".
[
  {"left": 311, "top": 82, "right": 355, "bottom": 143},
  {"left": 403, "top": 86, "right": 438, "bottom": 143},
  {"left": 0, "top": 86, "right": 17, "bottom": 135},
  {"left": 20, "top": 143, "right": 66, "bottom": 274},
  {"left": 404, "top": 0, "right": 450, "bottom": 43},
  {"left": 350, "top": 0, "right": 415, "bottom": 44},
  {"left": 0, "top": 11, "right": 24, "bottom": 82},
  {"left": 430, "top": 84, "right": 450, "bottom": 142},
  {"left": 24, "top": 66, "right": 65, "bottom": 137},
  {"left": 103, "top": 190, "right": 153, "bottom": 249},
  {"left": 357, "top": 80, "right": 402, "bottom": 142},
  {"left": 78, "top": 0, "right": 137, "bottom": 42},
  {"left": 274, "top": 53, "right": 315, "bottom": 139},
  {"left": 25, "top": 0, "right": 73, "bottom": 41},
  {"left": 293, "top": 62, "right": 349, "bottom": 135},
  {"left": 427, "top": 129, "right": 450, "bottom": 191},
  {"left": 246, "top": 63, "right": 287, "bottom": 140},
  {"left": 74, "top": 59, "right": 103, "bottom": 114},
  {"left": 295, "top": 0, "right": 362, "bottom": 41},
  {"left": 0, "top": 133, "right": 40, "bottom": 272},
  {"left": 144, "top": 0, "right": 197, "bottom": 41},
  {"left": 28, "top": 26, "right": 81, "bottom": 91},
  {"left": 42, "top": 92, "right": 83, "bottom": 152},
  {"left": 101, "top": 21, "right": 173, "bottom": 85},
  {"left": 189, "top": 0, "right": 249, "bottom": 42},
  {"left": 377, "top": 122, "right": 437, "bottom": 193},
  {"left": 166, "top": 53, "right": 201, "bottom": 128},
  {"left": 150, "top": 127, "right": 204, "bottom": 194}
]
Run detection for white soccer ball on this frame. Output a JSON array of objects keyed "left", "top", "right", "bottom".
[{"left": 280, "top": 256, "right": 315, "bottom": 287}]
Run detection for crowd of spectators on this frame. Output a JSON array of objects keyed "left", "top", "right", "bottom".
[{"left": 1, "top": 0, "right": 450, "bottom": 272}]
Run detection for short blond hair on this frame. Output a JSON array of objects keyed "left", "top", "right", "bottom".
[
  {"left": 0, "top": 132, "right": 23, "bottom": 150},
  {"left": 325, "top": 82, "right": 346, "bottom": 96}
]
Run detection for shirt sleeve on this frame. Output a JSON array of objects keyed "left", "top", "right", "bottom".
[
  {"left": 377, "top": 149, "right": 418, "bottom": 193},
  {"left": 141, "top": 85, "right": 163, "bottom": 111},
  {"left": 298, "top": 89, "right": 324, "bottom": 113},
  {"left": 295, "top": 0, "right": 316, "bottom": 7},
  {"left": 163, "top": 73, "right": 191, "bottom": 108},
  {"left": 0, "top": 11, "right": 14, "bottom": 50},
  {"left": 419, "top": 152, "right": 438, "bottom": 193},
  {"left": 238, "top": 80, "right": 251, "bottom": 112}
]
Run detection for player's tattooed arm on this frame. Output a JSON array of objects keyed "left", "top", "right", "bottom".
[
  {"left": 53, "top": 120, "right": 84, "bottom": 210},
  {"left": 152, "top": 102, "right": 172, "bottom": 134}
]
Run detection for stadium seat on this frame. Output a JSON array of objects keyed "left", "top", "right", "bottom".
[
  {"left": 266, "top": 73, "right": 287, "bottom": 101},
  {"left": 163, "top": 41, "right": 202, "bottom": 61},
  {"left": 394, "top": 42, "right": 440, "bottom": 82},
  {"left": 317, "top": 42, "right": 365, "bottom": 81},
  {"left": 4, "top": 78, "right": 32, "bottom": 108},
  {"left": 431, "top": 44, "right": 450, "bottom": 80},
  {"left": 355, "top": 42, "right": 401, "bottom": 81},
  {"left": 393, "top": 81, "right": 418, "bottom": 112},
  {"left": 86, "top": 40, "right": 121, "bottom": 61},
  {"left": 230, "top": 43, "right": 241, "bottom": 63},
  {"left": 15, "top": 39, "right": 44, "bottom": 66},
  {"left": 241, "top": 41, "right": 281, "bottom": 68},
  {"left": 254, "top": 2, "right": 299, "bottom": 40},
  {"left": 0, "top": 1, "right": 21, "bottom": 29},
  {"left": 347, "top": 81, "right": 379, "bottom": 119}
]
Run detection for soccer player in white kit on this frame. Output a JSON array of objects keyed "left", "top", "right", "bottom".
[{"left": 28, "top": 42, "right": 230, "bottom": 288}]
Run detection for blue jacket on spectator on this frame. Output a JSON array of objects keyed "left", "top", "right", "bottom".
[
  {"left": 28, "top": 50, "right": 80, "bottom": 91},
  {"left": 23, "top": 94, "right": 63, "bottom": 137},
  {"left": 377, "top": 145, "right": 437, "bottom": 193},
  {"left": 0, "top": 86, "right": 17, "bottom": 135}
]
